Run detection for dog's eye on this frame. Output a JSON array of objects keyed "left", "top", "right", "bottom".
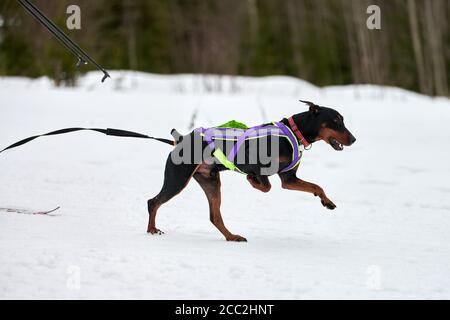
[{"left": 333, "top": 118, "right": 343, "bottom": 127}]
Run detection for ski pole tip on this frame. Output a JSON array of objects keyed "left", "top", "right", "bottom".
[{"left": 101, "top": 72, "right": 111, "bottom": 83}]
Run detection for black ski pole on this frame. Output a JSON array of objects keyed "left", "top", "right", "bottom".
[
  {"left": 18, "top": 0, "right": 91, "bottom": 67},
  {"left": 16, "top": 0, "right": 110, "bottom": 82},
  {"left": 17, "top": 1, "right": 81, "bottom": 60}
]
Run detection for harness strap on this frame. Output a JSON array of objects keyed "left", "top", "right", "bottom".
[
  {"left": 288, "top": 117, "right": 311, "bottom": 149},
  {"left": 274, "top": 122, "right": 302, "bottom": 172},
  {"left": 196, "top": 127, "right": 240, "bottom": 172},
  {"left": 203, "top": 128, "right": 216, "bottom": 150},
  {"left": 226, "top": 125, "right": 264, "bottom": 163}
]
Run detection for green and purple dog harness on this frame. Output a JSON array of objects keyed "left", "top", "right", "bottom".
[{"left": 194, "top": 120, "right": 305, "bottom": 174}]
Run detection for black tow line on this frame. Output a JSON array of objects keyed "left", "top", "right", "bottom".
[
  {"left": 0, "top": 128, "right": 174, "bottom": 155},
  {"left": 17, "top": 0, "right": 110, "bottom": 82}
]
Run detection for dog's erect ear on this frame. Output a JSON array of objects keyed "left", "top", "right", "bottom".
[{"left": 299, "top": 100, "right": 320, "bottom": 114}]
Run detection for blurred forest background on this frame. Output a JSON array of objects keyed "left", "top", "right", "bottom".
[{"left": 0, "top": 0, "right": 448, "bottom": 96}]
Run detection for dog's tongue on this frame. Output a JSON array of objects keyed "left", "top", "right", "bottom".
[{"left": 330, "top": 137, "right": 343, "bottom": 150}]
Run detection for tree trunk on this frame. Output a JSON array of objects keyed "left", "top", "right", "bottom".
[
  {"left": 424, "top": 0, "right": 448, "bottom": 96},
  {"left": 407, "top": 0, "right": 430, "bottom": 94},
  {"left": 123, "top": 1, "right": 138, "bottom": 71}
]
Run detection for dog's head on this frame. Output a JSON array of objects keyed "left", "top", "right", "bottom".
[{"left": 296, "top": 100, "right": 356, "bottom": 151}]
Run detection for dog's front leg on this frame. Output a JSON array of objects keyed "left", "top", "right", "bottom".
[
  {"left": 247, "top": 174, "right": 271, "bottom": 193},
  {"left": 278, "top": 171, "right": 336, "bottom": 210}
]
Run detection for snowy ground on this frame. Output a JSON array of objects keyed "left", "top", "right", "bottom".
[{"left": 1, "top": 71, "right": 449, "bottom": 299}]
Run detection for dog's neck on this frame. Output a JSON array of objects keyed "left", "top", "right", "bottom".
[{"left": 281, "top": 111, "right": 319, "bottom": 144}]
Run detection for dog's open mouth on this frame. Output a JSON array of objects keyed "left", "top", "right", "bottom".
[{"left": 329, "top": 137, "right": 344, "bottom": 151}]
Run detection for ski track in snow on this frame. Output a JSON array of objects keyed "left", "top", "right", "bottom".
[{"left": 1, "top": 72, "right": 450, "bottom": 299}]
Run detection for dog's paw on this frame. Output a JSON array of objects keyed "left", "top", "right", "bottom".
[
  {"left": 226, "top": 234, "right": 247, "bottom": 242},
  {"left": 321, "top": 199, "right": 336, "bottom": 210},
  {"left": 147, "top": 227, "right": 165, "bottom": 235}
]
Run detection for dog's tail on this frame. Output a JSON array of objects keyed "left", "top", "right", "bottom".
[{"left": 0, "top": 127, "right": 175, "bottom": 155}]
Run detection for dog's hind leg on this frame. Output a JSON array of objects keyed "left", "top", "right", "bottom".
[
  {"left": 147, "top": 155, "right": 199, "bottom": 235},
  {"left": 194, "top": 164, "right": 247, "bottom": 242}
]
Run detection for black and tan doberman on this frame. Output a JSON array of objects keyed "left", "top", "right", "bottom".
[{"left": 147, "top": 101, "right": 356, "bottom": 241}]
